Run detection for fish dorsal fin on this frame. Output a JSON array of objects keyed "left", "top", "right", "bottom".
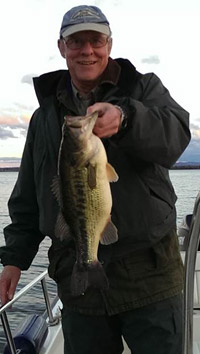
[
  {"left": 55, "top": 211, "right": 72, "bottom": 241},
  {"left": 51, "top": 175, "right": 63, "bottom": 207},
  {"left": 87, "top": 164, "right": 96, "bottom": 189},
  {"left": 100, "top": 219, "right": 118, "bottom": 245},
  {"left": 106, "top": 163, "right": 119, "bottom": 182},
  {"left": 51, "top": 176, "right": 71, "bottom": 241}
]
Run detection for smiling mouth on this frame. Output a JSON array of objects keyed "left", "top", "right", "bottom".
[{"left": 78, "top": 61, "right": 96, "bottom": 65}]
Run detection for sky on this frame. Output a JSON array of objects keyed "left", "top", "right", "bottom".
[{"left": 0, "top": 0, "right": 200, "bottom": 165}]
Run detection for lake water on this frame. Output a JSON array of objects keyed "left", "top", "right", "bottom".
[
  {"left": 0, "top": 172, "right": 57, "bottom": 351},
  {"left": 0, "top": 170, "right": 199, "bottom": 351}
]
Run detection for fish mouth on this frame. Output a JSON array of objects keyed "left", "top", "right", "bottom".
[
  {"left": 63, "top": 112, "right": 98, "bottom": 142},
  {"left": 65, "top": 111, "right": 98, "bottom": 129},
  {"left": 66, "top": 121, "right": 82, "bottom": 128}
]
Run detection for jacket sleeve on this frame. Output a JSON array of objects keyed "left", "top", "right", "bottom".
[
  {"left": 0, "top": 111, "right": 45, "bottom": 270},
  {"left": 115, "top": 73, "right": 191, "bottom": 168}
]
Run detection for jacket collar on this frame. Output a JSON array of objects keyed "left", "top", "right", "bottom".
[{"left": 33, "top": 57, "right": 122, "bottom": 106}]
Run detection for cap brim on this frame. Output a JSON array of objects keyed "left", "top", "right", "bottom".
[{"left": 61, "top": 23, "right": 111, "bottom": 38}]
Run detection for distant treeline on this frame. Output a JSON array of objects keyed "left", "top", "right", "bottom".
[
  {"left": 171, "top": 165, "right": 200, "bottom": 170},
  {"left": 0, "top": 167, "right": 20, "bottom": 172}
]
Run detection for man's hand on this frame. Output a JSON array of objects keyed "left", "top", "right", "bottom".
[
  {"left": 0, "top": 266, "right": 21, "bottom": 306},
  {"left": 87, "top": 102, "right": 122, "bottom": 138}
]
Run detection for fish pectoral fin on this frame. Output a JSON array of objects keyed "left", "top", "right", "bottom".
[
  {"left": 51, "top": 175, "right": 62, "bottom": 207},
  {"left": 55, "top": 212, "right": 72, "bottom": 241},
  {"left": 100, "top": 220, "right": 118, "bottom": 245},
  {"left": 106, "top": 163, "right": 119, "bottom": 182},
  {"left": 87, "top": 163, "right": 97, "bottom": 189}
]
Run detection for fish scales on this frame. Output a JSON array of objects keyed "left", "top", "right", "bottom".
[{"left": 63, "top": 166, "right": 105, "bottom": 264}]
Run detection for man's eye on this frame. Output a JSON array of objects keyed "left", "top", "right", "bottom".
[
  {"left": 73, "top": 38, "right": 82, "bottom": 45},
  {"left": 92, "top": 38, "right": 102, "bottom": 45}
]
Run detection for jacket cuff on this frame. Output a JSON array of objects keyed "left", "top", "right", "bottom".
[{"left": 114, "top": 105, "right": 128, "bottom": 130}]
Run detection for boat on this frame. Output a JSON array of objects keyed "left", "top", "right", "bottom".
[
  {"left": 0, "top": 266, "right": 130, "bottom": 354},
  {"left": 1, "top": 192, "right": 200, "bottom": 354},
  {"left": 0, "top": 271, "right": 64, "bottom": 354}
]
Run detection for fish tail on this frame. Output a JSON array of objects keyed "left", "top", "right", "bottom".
[
  {"left": 71, "top": 261, "right": 109, "bottom": 296},
  {"left": 88, "top": 261, "right": 109, "bottom": 291}
]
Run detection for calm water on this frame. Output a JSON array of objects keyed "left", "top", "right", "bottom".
[
  {"left": 0, "top": 172, "right": 57, "bottom": 351},
  {"left": 0, "top": 170, "right": 199, "bottom": 351},
  {"left": 170, "top": 169, "right": 200, "bottom": 225}
]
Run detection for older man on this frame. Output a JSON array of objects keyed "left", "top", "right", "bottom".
[{"left": 0, "top": 5, "right": 190, "bottom": 354}]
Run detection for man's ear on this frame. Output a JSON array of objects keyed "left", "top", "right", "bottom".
[
  {"left": 58, "top": 39, "right": 66, "bottom": 58},
  {"left": 108, "top": 38, "right": 113, "bottom": 56}
]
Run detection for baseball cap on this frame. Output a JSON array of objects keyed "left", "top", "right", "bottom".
[{"left": 60, "top": 5, "right": 111, "bottom": 38}]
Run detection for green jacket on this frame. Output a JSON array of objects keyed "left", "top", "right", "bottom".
[{"left": 0, "top": 58, "right": 190, "bottom": 314}]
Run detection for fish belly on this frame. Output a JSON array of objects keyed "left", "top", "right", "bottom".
[{"left": 64, "top": 165, "right": 111, "bottom": 261}]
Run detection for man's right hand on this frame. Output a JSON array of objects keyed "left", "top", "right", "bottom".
[{"left": 0, "top": 265, "right": 21, "bottom": 306}]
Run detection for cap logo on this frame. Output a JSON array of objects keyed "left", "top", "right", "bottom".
[{"left": 72, "top": 9, "right": 101, "bottom": 20}]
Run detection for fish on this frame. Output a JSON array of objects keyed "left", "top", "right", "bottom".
[{"left": 52, "top": 111, "right": 119, "bottom": 296}]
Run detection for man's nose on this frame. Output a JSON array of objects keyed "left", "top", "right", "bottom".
[{"left": 80, "top": 40, "right": 94, "bottom": 54}]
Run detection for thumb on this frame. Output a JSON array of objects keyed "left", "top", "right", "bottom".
[
  {"left": 86, "top": 105, "right": 95, "bottom": 115},
  {"left": 86, "top": 103, "right": 104, "bottom": 117}
]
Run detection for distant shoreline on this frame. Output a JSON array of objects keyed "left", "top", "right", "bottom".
[
  {"left": 0, "top": 165, "right": 200, "bottom": 172},
  {"left": 0, "top": 167, "right": 20, "bottom": 172},
  {"left": 171, "top": 165, "right": 200, "bottom": 170}
]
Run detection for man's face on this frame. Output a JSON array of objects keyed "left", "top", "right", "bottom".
[{"left": 58, "top": 30, "right": 112, "bottom": 90}]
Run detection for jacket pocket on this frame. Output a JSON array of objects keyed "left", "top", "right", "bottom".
[
  {"left": 152, "top": 229, "right": 182, "bottom": 269},
  {"left": 123, "top": 230, "right": 182, "bottom": 278},
  {"left": 123, "top": 248, "right": 157, "bottom": 275}
]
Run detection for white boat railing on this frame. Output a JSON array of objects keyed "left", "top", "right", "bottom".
[
  {"left": 183, "top": 192, "right": 200, "bottom": 354},
  {"left": 0, "top": 270, "right": 59, "bottom": 354}
]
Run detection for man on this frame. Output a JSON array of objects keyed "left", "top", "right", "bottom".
[{"left": 0, "top": 5, "right": 190, "bottom": 354}]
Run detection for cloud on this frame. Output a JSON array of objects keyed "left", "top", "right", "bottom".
[
  {"left": 190, "top": 123, "right": 200, "bottom": 130},
  {"left": 0, "top": 126, "right": 18, "bottom": 140},
  {"left": 141, "top": 55, "right": 160, "bottom": 64},
  {"left": 0, "top": 156, "right": 21, "bottom": 168},
  {"left": 0, "top": 113, "right": 29, "bottom": 129},
  {"left": 172, "top": 122, "right": 200, "bottom": 163},
  {"left": 21, "top": 74, "right": 37, "bottom": 86},
  {"left": 0, "top": 107, "right": 30, "bottom": 141},
  {"left": 48, "top": 55, "right": 57, "bottom": 61},
  {"left": 180, "top": 137, "right": 200, "bottom": 162},
  {"left": 190, "top": 123, "right": 200, "bottom": 139}
]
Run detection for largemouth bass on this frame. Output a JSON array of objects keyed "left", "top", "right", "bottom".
[{"left": 52, "top": 111, "right": 118, "bottom": 296}]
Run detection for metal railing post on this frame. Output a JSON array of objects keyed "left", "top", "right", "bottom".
[
  {"left": 41, "top": 277, "right": 59, "bottom": 326},
  {"left": 0, "top": 312, "right": 17, "bottom": 354},
  {"left": 183, "top": 192, "right": 200, "bottom": 354},
  {"left": 0, "top": 270, "right": 58, "bottom": 352}
]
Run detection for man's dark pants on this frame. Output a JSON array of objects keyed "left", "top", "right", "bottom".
[{"left": 61, "top": 294, "right": 183, "bottom": 354}]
